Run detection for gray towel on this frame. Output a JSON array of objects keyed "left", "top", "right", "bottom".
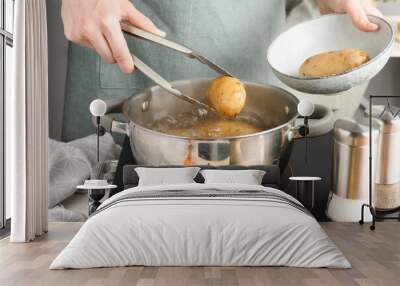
[{"left": 49, "top": 133, "right": 121, "bottom": 208}]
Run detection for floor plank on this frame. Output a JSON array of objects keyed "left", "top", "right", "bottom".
[{"left": 0, "top": 222, "right": 399, "bottom": 286}]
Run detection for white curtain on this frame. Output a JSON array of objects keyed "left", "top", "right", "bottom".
[{"left": 7, "top": 0, "right": 49, "bottom": 242}]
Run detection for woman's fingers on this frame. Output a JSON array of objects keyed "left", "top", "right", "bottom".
[
  {"left": 78, "top": 38, "right": 95, "bottom": 50},
  {"left": 100, "top": 17, "right": 135, "bottom": 74},
  {"left": 344, "top": 0, "right": 378, "bottom": 32},
  {"left": 89, "top": 32, "right": 116, "bottom": 64},
  {"left": 61, "top": 0, "right": 163, "bottom": 74},
  {"left": 123, "top": 2, "right": 166, "bottom": 37},
  {"left": 83, "top": 22, "right": 115, "bottom": 64},
  {"left": 317, "top": 0, "right": 382, "bottom": 32}
]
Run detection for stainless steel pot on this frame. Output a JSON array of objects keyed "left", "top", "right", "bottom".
[{"left": 100, "top": 79, "right": 334, "bottom": 167}]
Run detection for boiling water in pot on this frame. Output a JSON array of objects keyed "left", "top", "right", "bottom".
[
  {"left": 148, "top": 111, "right": 266, "bottom": 138},
  {"left": 144, "top": 76, "right": 285, "bottom": 138}
]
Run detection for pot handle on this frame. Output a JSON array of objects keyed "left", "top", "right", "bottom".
[
  {"left": 104, "top": 97, "right": 127, "bottom": 114},
  {"left": 295, "top": 103, "right": 335, "bottom": 138},
  {"left": 90, "top": 98, "right": 129, "bottom": 135},
  {"left": 308, "top": 104, "right": 335, "bottom": 137}
]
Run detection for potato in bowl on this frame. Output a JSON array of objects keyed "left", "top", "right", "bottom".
[
  {"left": 267, "top": 14, "right": 394, "bottom": 94},
  {"left": 299, "top": 48, "right": 370, "bottom": 78}
]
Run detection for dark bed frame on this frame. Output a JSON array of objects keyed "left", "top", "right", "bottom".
[{"left": 122, "top": 165, "right": 281, "bottom": 190}]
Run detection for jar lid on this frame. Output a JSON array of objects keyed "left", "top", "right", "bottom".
[{"left": 334, "top": 117, "right": 379, "bottom": 147}]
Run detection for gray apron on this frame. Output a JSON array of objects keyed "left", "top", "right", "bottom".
[{"left": 63, "top": 0, "right": 285, "bottom": 141}]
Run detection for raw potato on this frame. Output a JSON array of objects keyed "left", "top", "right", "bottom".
[
  {"left": 206, "top": 76, "right": 246, "bottom": 118},
  {"left": 299, "top": 48, "right": 370, "bottom": 77}
]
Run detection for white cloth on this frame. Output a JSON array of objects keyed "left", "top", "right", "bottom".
[
  {"left": 51, "top": 183, "right": 350, "bottom": 269},
  {"left": 7, "top": 0, "right": 49, "bottom": 242}
]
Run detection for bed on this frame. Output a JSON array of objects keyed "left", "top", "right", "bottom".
[{"left": 50, "top": 165, "right": 350, "bottom": 269}]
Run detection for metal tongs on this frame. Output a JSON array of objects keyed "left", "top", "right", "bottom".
[{"left": 121, "top": 22, "right": 234, "bottom": 116}]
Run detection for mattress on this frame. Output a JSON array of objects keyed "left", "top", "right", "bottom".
[{"left": 50, "top": 183, "right": 350, "bottom": 269}]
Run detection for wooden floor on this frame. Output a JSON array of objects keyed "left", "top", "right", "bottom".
[{"left": 0, "top": 222, "right": 399, "bottom": 286}]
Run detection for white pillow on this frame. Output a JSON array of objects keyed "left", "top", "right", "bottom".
[
  {"left": 135, "top": 167, "right": 201, "bottom": 186},
  {"left": 200, "top": 169, "right": 266, "bottom": 185}
]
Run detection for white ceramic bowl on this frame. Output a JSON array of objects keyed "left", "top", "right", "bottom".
[{"left": 267, "top": 14, "right": 394, "bottom": 94}]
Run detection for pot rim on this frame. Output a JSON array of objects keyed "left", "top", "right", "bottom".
[{"left": 123, "top": 78, "right": 300, "bottom": 141}]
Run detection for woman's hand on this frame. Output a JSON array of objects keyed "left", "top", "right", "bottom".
[
  {"left": 61, "top": 0, "right": 165, "bottom": 74},
  {"left": 317, "top": 0, "right": 383, "bottom": 32}
]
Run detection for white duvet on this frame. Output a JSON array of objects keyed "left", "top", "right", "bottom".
[{"left": 50, "top": 183, "right": 350, "bottom": 269}]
